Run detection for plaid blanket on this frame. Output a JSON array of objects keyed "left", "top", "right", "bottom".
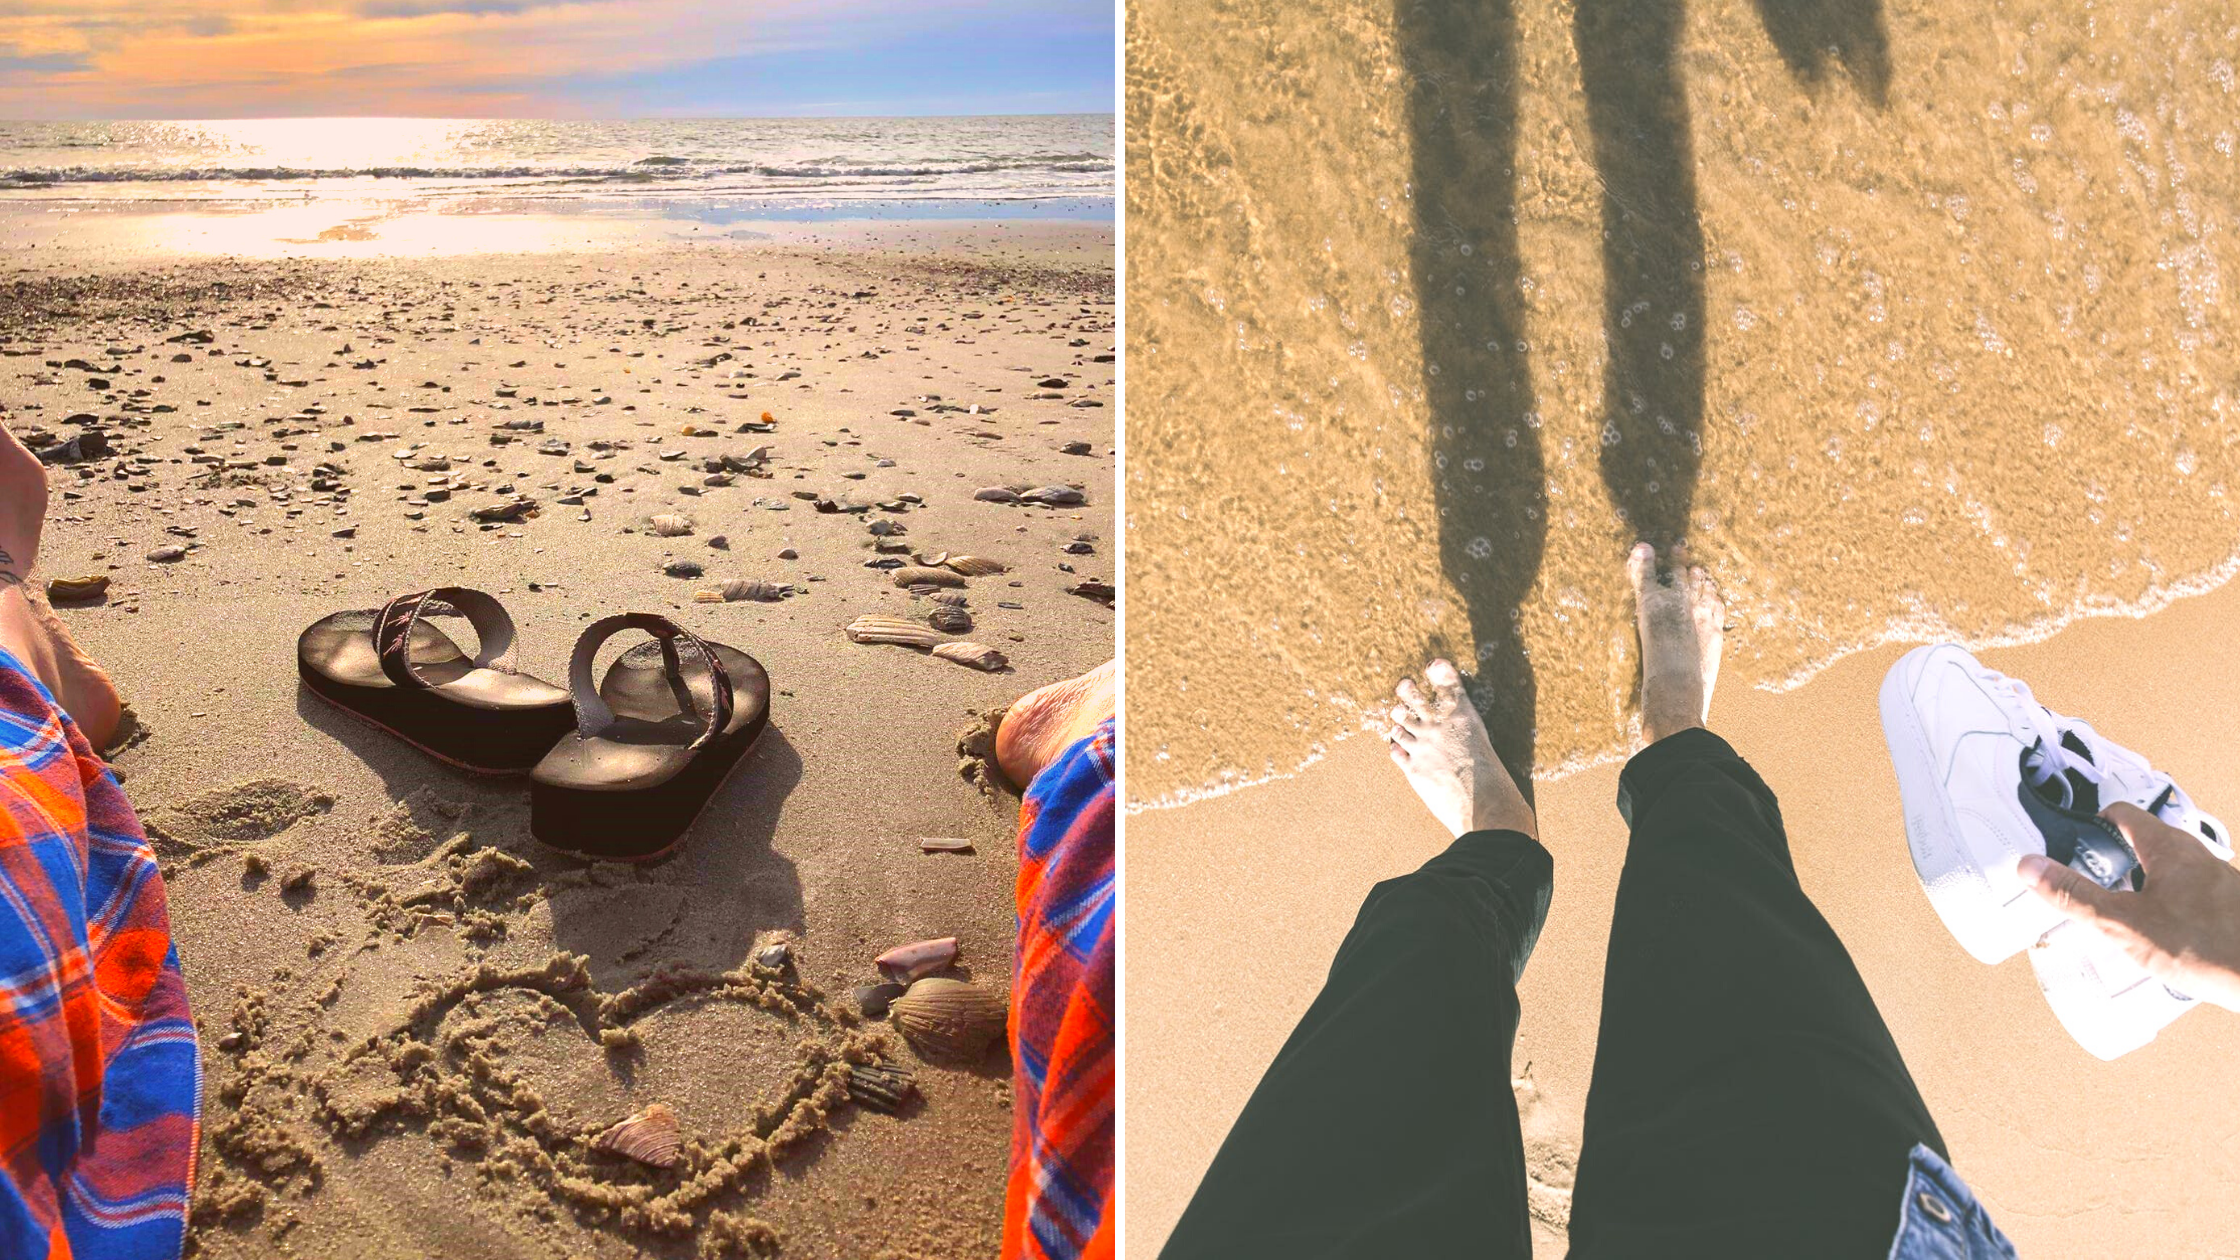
[
  {"left": 0, "top": 648, "right": 197, "bottom": 1259},
  {"left": 1003, "top": 717, "right": 1116, "bottom": 1260}
]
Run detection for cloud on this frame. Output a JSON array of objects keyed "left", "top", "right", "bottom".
[{"left": 0, "top": 0, "right": 1113, "bottom": 117}]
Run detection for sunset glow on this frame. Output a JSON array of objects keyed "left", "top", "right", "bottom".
[{"left": 0, "top": 0, "right": 1113, "bottom": 117}]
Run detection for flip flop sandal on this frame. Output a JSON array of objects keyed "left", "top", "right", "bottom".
[
  {"left": 529, "top": 613, "right": 771, "bottom": 861},
  {"left": 297, "top": 587, "right": 575, "bottom": 774}
]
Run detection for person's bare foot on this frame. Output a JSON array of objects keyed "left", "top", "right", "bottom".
[
  {"left": 0, "top": 423, "right": 124, "bottom": 750},
  {"left": 1386, "top": 659, "right": 1537, "bottom": 840},
  {"left": 994, "top": 659, "right": 1115, "bottom": 790},
  {"left": 1628, "top": 541, "right": 1724, "bottom": 745}
]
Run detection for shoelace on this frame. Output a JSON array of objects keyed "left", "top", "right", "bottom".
[
  {"left": 1973, "top": 663, "right": 2186, "bottom": 819},
  {"left": 1972, "top": 665, "right": 2107, "bottom": 811}
]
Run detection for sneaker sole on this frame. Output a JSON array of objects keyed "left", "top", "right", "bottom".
[{"left": 1880, "top": 645, "right": 2059, "bottom": 965}]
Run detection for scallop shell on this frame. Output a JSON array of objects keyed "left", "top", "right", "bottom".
[
  {"left": 694, "top": 578, "right": 789, "bottom": 603},
  {"left": 590, "top": 1102, "right": 681, "bottom": 1169},
  {"left": 931, "top": 642, "right": 1009, "bottom": 672},
  {"left": 927, "top": 592, "right": 969, "bottom": 607},
  {"left": 876, "top": 936, "right": 959, "bottom": 984},
  {"left": 889, "top": 566, "right": 965, "bottom": 589},
  {"left": 927, "top": 605, "right": 972, "bottom": 633},
  {"left": 845, "top": 616, "right": 944, "bottom": 648},
  {"left": 943, "top": 555, "right": 1007, "bottom": 577},
  {"left": 46, "top": 575, "right": 110, "bottom": 602},
  {"left": 649, "top": 513, "right": 694, "bottom": 537},
  {"left": 889, "top": 978, "right": 1008, "bottom": 1062}
]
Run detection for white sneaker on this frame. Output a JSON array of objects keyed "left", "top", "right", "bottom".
[{"left": 1879, "top": 644, "right": 2230, "bottom": 1058}]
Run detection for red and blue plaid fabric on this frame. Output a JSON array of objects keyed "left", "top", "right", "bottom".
[
  {"left": 0, "top": 648, "right": 197, "bottom": 1259},
  {"left": 1002, "top": 717, "right": 1115, "bottom": 1260}
]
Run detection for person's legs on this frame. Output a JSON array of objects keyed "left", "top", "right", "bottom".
[
  {"left": 1567, "top": 546, "right": 1943, "bottom": 1258},
  {"left": 0, "top": 422, "right": 123, "bottom": 749},
  {"left": 1161, "top": 662, "right": 1549, "bottom": 1260}
]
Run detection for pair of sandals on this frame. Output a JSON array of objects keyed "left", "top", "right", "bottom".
[{"left": 297, "top": 587, "right": 770, "bottom": 862}]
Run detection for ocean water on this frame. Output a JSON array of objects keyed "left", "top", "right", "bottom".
[
  {"left": 0, "top": 115, "right": 1113, "bottom": 207},
  {"left": 1125, "top": 0, "right": 2240, "bottom": 807}
]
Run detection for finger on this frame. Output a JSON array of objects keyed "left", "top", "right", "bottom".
[
  {"left": 2102, "top": 802, "right": 2205, "bottom": 877},
  {"left": 1395, "top": 678, "right": 1432, "bottom": 721},
  {"left": 2017, "top": 854, "right": 2123, "bottom": 929}
]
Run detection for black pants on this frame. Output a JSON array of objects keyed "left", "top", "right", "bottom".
[{"left": 1160, "top": 729, "right": 1946, "bottom": 1259}]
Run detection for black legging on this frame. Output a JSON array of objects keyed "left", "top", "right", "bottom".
[{"left": 1160, "top": 728, "right": 1945, "bottom": 1258}]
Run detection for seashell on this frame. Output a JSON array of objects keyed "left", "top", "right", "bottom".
[
  {"left": 943, "top": 555, "right": 1007, "bottom": 577},
  {"left": 695, "top": 578, "right": 789, "bottom": 604},
  {"left": 46, "top": 575, "right": 110, "bottom": 602},
  {"left": 889, "top": 566, "right": 964, "bottom": 589},
  {"left": 1069, "top": 580, "right": 1116, "bottom": 604},
  {"left": 866, "top": 519, "right": 904, "bottom": 537},
  {"left": 928, "top": 591, "right": 968, "bottom": 607},
  {"left": 1021, "top": 485, "right": 1086, "bottom": 506},
  {"left": 662, "top": 559, "right": 704, "bottom": 579},
  {"left": 918, "top": 837, "right": 975, "bottom": 854},
  {"left": 649, "top": 513, "right": 694, "bottom": 537},
  {"left": 591, "top": 1102, "right": 681, "bottom": 1169},
  {"left": 845, "top": 1061, "right": 918, "bottom": 1114},
  {"left": 146, "top": 545, "right": 187, "bottom": 563},
  {"left": 890, "top": 978, "right": 1008, "bottom": 1062},
  {"left": 973, "top": 487, "right": 1019, "bottom": 503},
  {"left": 754, "top": 942, "right": 791, "bottom": 969},
  {"left": 845, "top": 616, "right": 943, "bottom": 648},
  {"left": 855, "top": 981, "right": 907, "bottom": 1019},
  {"left": 927, "top": 605, "right": 972, "bottom": 633},
  {"left": 876, "top": 936, "right": 959, "bottom": 984},
  {"left": 917, "top": 551, "right": 949, "bottom": 567},
  {"left": 931, "top": 642, "right": 1009, "bottom": 672}
]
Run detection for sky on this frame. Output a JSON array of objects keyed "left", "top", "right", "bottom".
[{"left": 0, "top": 0, "right": 1115, "bottom": 118}]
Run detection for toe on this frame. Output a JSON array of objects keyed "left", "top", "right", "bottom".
[
  {"left": 1396, "top": 678, "right": 1432, "bottom": 721},
  {"left": 1424, "top": 658, "right": 1464, "bottom": 707},
  {"left": 1690, "top": 567, "right": 1725, "bottom": 623},
  {"left": 1626, "top": 541, "right": 1656, "bottom": 592}
]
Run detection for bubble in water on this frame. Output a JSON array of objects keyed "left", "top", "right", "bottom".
[
  {"left": 2031, "top": 123, "right": 2054, "bottom": 143},
  {"left": 1733, "top": 306, "right": 1759, "bottom": 331},
  {"left": 2044, "top": 423, "right": 2062, "bottom": 447},
  {"left": 2177, "top": 449, "right": 2198, "bottom": 475},
  {"left": 1602, "top": 421, "right": 1621, "bottom": 446},
  {"left": 1466, "top": 536, "right": 1493, "bottom": 560}
]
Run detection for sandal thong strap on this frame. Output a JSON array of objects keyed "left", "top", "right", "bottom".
[
  {"left": 566, "top": 613, "right": 734, "bottom": 750},
  {"left": 373, "top": 587, "right": 522, "bottom": 691}
]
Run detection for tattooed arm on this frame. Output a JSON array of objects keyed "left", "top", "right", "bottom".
[{"left": 0, "top": 548, "right": 22, "bottom": 591}]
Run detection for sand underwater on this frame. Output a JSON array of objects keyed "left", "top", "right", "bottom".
[
  {"left": 1125, "top": 0, "right": 2240, "bottom": 805},
  {"left": 6, "top": 222, "right": 1113, "bottom": 1258}
]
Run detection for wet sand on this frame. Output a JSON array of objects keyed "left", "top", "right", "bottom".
[
  {"left": 1125, "top": 575, "right": 2240, "bottom": 1258},
  {"left": 1125, "top": 0, "right": 2240, "bottom": 803},
  {"left": 6, "top": 223, "right": 1112, "bottom": 1258}
]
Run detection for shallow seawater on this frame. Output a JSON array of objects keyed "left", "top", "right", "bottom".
[{"left": 1124, "top": 0, "right": 2240, "bottom": 806}]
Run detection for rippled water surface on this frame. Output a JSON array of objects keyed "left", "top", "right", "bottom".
[
  {"left": 0, "top": 115, "right": 1113, "bottom": 204},
  {"left": 1125, "top": 0, "right": 2240, "bottom": 805}
]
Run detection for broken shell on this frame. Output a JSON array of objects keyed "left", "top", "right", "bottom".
[
  {"left": 845, "top": 1061, "right": 918, "bottom": 1114},
  {"left": 927, "top": 605, "right": 972, "bottom": 633},
  {"left": 918, "top": 837, "right": 975, "bottom": 854},
  {"left": 890, "top": 978, "right": 1008, "bottom": 1062},
  {"left": 973, "top": 487, "right": 1019, "bottom": 503},
  {"left": 649, "top": 513, "right": 695, "bottom": 537},
  {"left": 845, "top": 615, "right": 944, "bottom": 648},
  {"left": 754, "top": 942, "right": 791, "bottom": 969},
  {"left": 943, "top": 555, "right": 1007, "bottom": 577},
  {"left": 931, "top": 642, "right": 1009, "bottom": 672},
  {"left": 590, "top": 1102, "right": 681, "bottom": 1169},
  {"left": 889, "top": 565, "right": 965, "bottom": 589},
  {"left": 876, "top": 936, "right": 959, "bottom": 984},
  {"left": 917, "top": 551, "right": 949, "bottom": 567},
  {"left": 855, "top": 981, "right": 908, "bottom": 1019},
  {"left": 695, "top": 578, "right": 790, "bottom": 603},
  {"left": 46, "top": 575, "right": 110, "bottom": 602},
  {"left": 927, "top": 591, "right": 969, "bottom": 607},
  {"left": 146, "top": 545, "right": 187, "bottom": 563}
]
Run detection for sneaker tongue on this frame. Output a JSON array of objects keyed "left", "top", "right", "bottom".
[{"left": 2026, "top": 734, "right": 2105, "bottom": 815}]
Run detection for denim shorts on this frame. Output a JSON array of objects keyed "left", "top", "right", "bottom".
[{"left": 1888, "top": 1144, "right": 2018, "bottom": 1260}]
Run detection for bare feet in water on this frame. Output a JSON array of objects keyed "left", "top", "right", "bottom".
[
  {"left": 1628, "top": 541, "right": 1724, "bottom": 746},
  {"left": 0, "top": 423, "right": 124, "bottom": 749},
  {"left": 994, "top": 659, "right": 1116, "bottom": 790},
  {"left": 1386, "top": 659, "right": 1537, "bottom": 840}
]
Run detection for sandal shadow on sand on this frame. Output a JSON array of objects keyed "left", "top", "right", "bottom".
[
  {"left": 297, "top": 586, "right": 575, "bottom": 774},
  {"left": 529, "top": 613, "right": 770, "bottom": 862}
]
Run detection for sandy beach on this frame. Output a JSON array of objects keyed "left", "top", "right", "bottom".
[
  {"left": 5, "top": 218, "right": 1113, "bottom": 1258},
  {"left": 1127, "top": 576, "right": 2240, "bottom": 1258}
]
